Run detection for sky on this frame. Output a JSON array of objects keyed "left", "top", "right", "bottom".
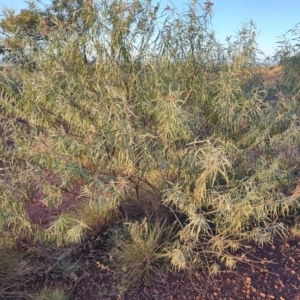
[{"left": 1, "top": 0, "right": 300, "bottom": 60}]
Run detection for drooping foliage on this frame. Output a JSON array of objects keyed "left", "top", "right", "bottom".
[{"left": 1, "top": 1, "right": 300, "bottom": 288}]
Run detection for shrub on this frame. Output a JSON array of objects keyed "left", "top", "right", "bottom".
[{"left": 0, "top": 0, "right": 300, "bottom": 285}]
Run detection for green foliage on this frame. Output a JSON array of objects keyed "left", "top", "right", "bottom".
[
  {"left": 1, "top": 0, "right": 300, "bottom": 290},
  {"left": 45, "top": 214, "right": 91, "bottom": 245},
  {"left": 275, "top": 22, "right": 300, "bottom": 95},
  {"left": 0, "top": 8, "right": 41, "bottom": 65},
  {"left": 0, "top": 9, "right": 39, "bottom": 34}
]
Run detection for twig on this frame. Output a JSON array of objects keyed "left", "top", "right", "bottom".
[{"left": 181, "top": 88, "right": 193, "bottom": 107}]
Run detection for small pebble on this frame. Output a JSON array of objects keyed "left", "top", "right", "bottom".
[
  {"left": 260, "top": 292, "right": 266, "bottom": 298},
  {"left": 289, "top": 257, "right": 295, "bottom": 263}
]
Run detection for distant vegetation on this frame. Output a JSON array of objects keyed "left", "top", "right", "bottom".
[{"left": 1, "top": 0, "right": 300, "bottom": 297}]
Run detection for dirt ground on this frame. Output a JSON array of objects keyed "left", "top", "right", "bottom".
[
  {"left": 63, "top": 234, "right": 300, "bottom": 300},
  {"left": 18, "top": 223, "right": 299, "bottom": 300}
]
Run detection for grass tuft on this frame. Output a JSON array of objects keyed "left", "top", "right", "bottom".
[{"left": 110, "top": 218, "right": 176, "bottom": 291}]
